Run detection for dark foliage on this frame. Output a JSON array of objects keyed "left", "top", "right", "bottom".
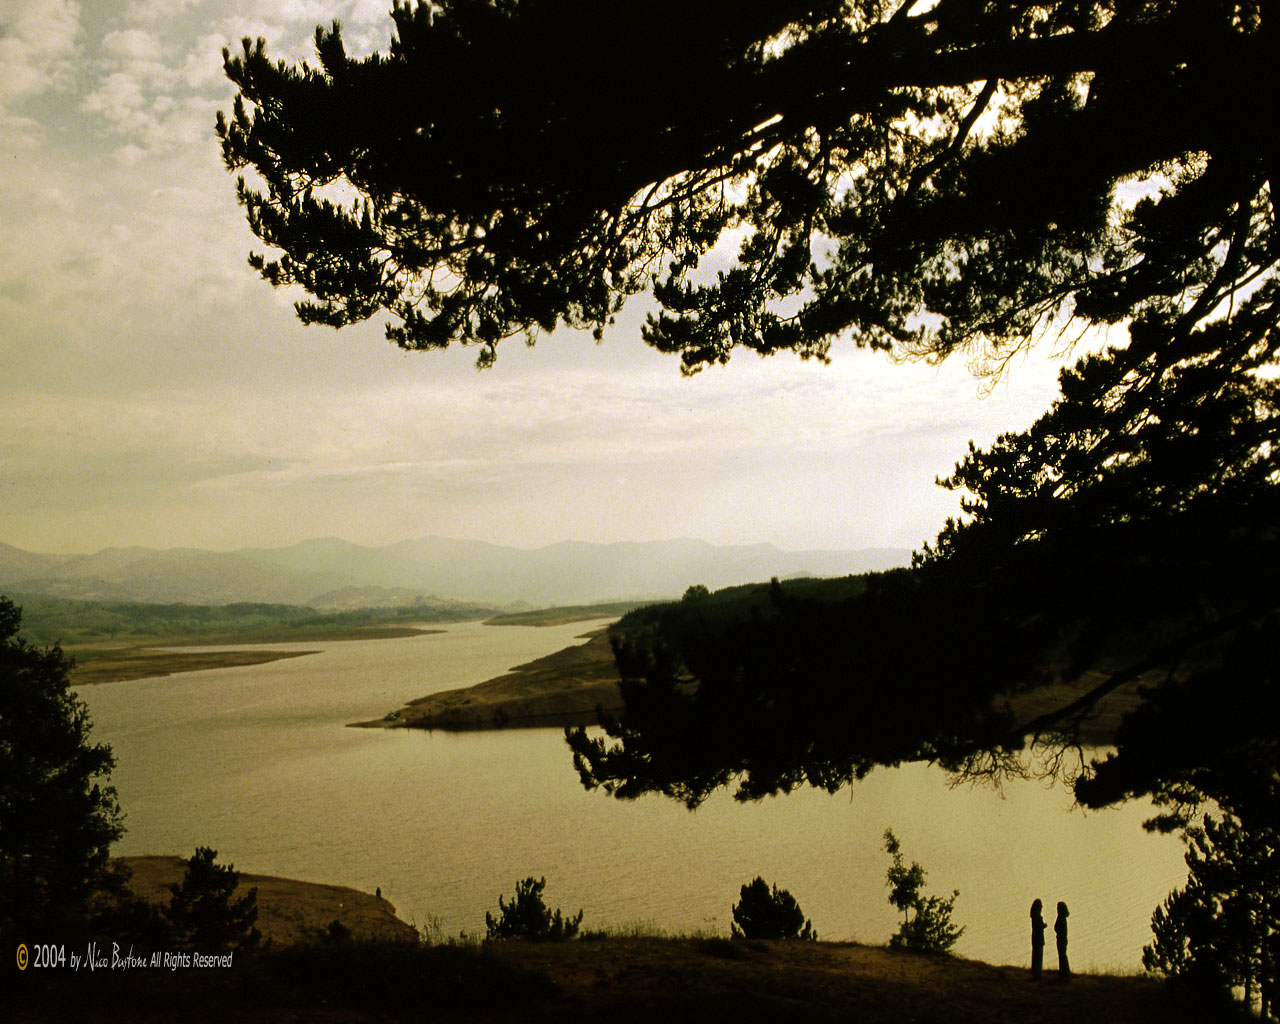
[
  {"left": 220, "top": 2, "right": 1275, "bottom": 372},
  {"left": 1142, "top": 811, "right": 1279, "bottom": 1017},
  {"left": 221, "top": 0, "right": 1279, "bottom": 910},
  {"left": 165, "top": 846, "right": 262, "bottom": 952},
  {"left": 730, "top": 876, "right": 816, "bottom": 940},
  {"left": 568, "top": 282, "right": 1280, "bottom": 825},
  {"left": 0, "top": 596, "right": 123, "bottom": 941},
  {"left": 570, "top": 571, "right": 1035, "bottom": 806},
  {"left": 485, "top": 876, "right": 583, "bottom": 941}
]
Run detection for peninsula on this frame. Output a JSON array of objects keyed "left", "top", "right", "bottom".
[{"left": 354, "top": 626, "right": 624, "bottom": 730}]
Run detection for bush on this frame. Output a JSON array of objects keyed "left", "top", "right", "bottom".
[
  {"left": 883, "top": 830, "right": 963, "bottom": 954},
  {"left": 730, "top": 876, "right": 816, "bottom": 940},
  {"left": 485, "top": 877, "right": 582, "bottom": 941}
]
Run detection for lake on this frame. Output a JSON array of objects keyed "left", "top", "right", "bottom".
[{"left": 80, "top": 619, "right": 1188, "bottom": 973}]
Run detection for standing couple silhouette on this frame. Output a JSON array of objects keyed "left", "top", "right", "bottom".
[{"left": 1030, "top": 899, "right": 1070, "bottom": 980}]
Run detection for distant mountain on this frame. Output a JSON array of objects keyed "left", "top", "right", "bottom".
[
  {"left": 0, "top": 543, "right": 342, "bottom": 606},
  {"left": 0, "top": 536, "right": 911, "bottom": 608}
]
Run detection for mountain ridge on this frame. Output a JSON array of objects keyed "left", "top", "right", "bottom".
[{"left": 0, "top": 536, "right": 912, "bottom": 608}]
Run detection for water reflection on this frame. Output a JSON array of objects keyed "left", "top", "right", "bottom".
[{"left": 81, "top": 621, "right": 1186, "bottom": 972}]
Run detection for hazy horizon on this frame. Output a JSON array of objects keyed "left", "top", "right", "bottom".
[{"left": 2, "top": 531, "right": 915, "bottom": 558}]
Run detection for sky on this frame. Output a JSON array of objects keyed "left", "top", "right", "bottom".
[{"left": 1, "top": 1, "right": 1106, "bottom": 557}]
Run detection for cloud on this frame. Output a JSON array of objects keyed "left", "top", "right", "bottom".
[
  {"left": 102, "top": 27, "right": 163, "bottom": 63},
  {"left": 80, "top": 21, "right": 223, "bottom": 159},
  {"left": 124, "top": 0, "right": 202, "bottom": 24},
  {"left": 0, "top": 0, "right": 80, "bottom": 106},
  {"left": 0, "top": 0, "right": 80, "bottom": 144},
  {"left": 2, "top": 0, "right": 1102, "bottom": 558}
]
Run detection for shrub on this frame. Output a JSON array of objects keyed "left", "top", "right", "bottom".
[
  {"left": 485, "top": 877, "right": 582, "bottom": 941},
  {"left": 883, "top": 830, "right": 963, "bottom": 954},
  {"left": 730, "top": 876, "right": 816, "bottom": 940}
]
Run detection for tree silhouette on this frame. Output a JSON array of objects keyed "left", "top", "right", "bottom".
[
  {"left": 883, "top": 830, "right": 962, "bottom": 955},
  {"left": 223, "top": 0, "right": 1278, "bottom": 847},
  {"left": 485, "top": 876, "right": 583, "bottom": 942},
  {"left": 0, "top": 596, "right": 123, "bottom": 941},
  {"left": 730, "top": 876, "right": 816, "bottom": 941},
  {"left": 218, "top": 2, "right": 1275, "bottom": 370},
  {"left": 165, "top": 846, "right": 261, "bottom": 952},
  {"left": 1143, "top": 811, "right": 1278, "bottom": 1016}
]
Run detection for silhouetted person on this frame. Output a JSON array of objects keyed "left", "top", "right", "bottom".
[
  {"left": 1054, "top": 901, "right": 1070, "bottom": 980},
  {"left": 1030, "top": 899, "right": 1047, "bottom": 979}
]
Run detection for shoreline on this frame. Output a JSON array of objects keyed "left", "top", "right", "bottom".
[
  {"left": 352, "top": 626, "right": 624, "bottom": 730},
  {"left": 354, "top": 625, "right": 1133, "bottom": 747},
  {"left": 71, "top": 649, "right": 321, "bottom": 686},
  {"left": 68, "top": 627, "right": 444, "bottom": 686},
  {"left": 118, "top": 855, "right": 418, "bottom": 945}
]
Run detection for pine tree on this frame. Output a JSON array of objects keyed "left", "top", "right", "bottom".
[
  {"left": 484, "top": 877, "right": 583, "bottom": 942},
  {"left": 165, "top": 846, "right": 261, "bottom": 952},
  {"left": 1142, "top": 811, "right": 1278, "bottom": 1017},
  {"left": 730, "top": 876, "right": 816, "bottom": 940},
  {"left": 0, "top": 596, "right": 123, "bottom": 940}
]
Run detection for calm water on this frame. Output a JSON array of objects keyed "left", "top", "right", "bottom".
[{"left": 80, "top": 620, "right": 1187, "bottom": 972}]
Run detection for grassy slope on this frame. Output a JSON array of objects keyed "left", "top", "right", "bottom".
[
  {"left": 491, "top": 937, "right": 1238, "bottom": 1024},
  {"left": 12, "top": 933, "right": 1239, "bottom": 1024}
]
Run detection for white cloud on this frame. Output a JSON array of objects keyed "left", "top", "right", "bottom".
[
  {"left": 113, "top": 141, "right": 148, "bottom": 165},
  {"left": 124, "top": 0, "right": 202, "bottom": 24},
  {"left": 181, "top": 32, "right": 235, "bottom": 89},
  {"left": 80, "top": 31, "right": 224, "bottom": 157},
  {"left": 0, "top": 0, "right": 81, "bottom": 107},
  {"left": 81, "top": 70, "right": 147, "bottom": 128},
  {"left": 102, "top": 27, "right": 163, "bottom": 62}
]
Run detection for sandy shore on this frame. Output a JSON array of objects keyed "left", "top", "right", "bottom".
[
  {"left": 71, "top": 649, "right": 321, "bottom": 686},
  {"left": 119, "top": 855, "right": 418, "bottom": 945},
  {"left": 69, "top": 626, "right": 446, "bottom": 686}
]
